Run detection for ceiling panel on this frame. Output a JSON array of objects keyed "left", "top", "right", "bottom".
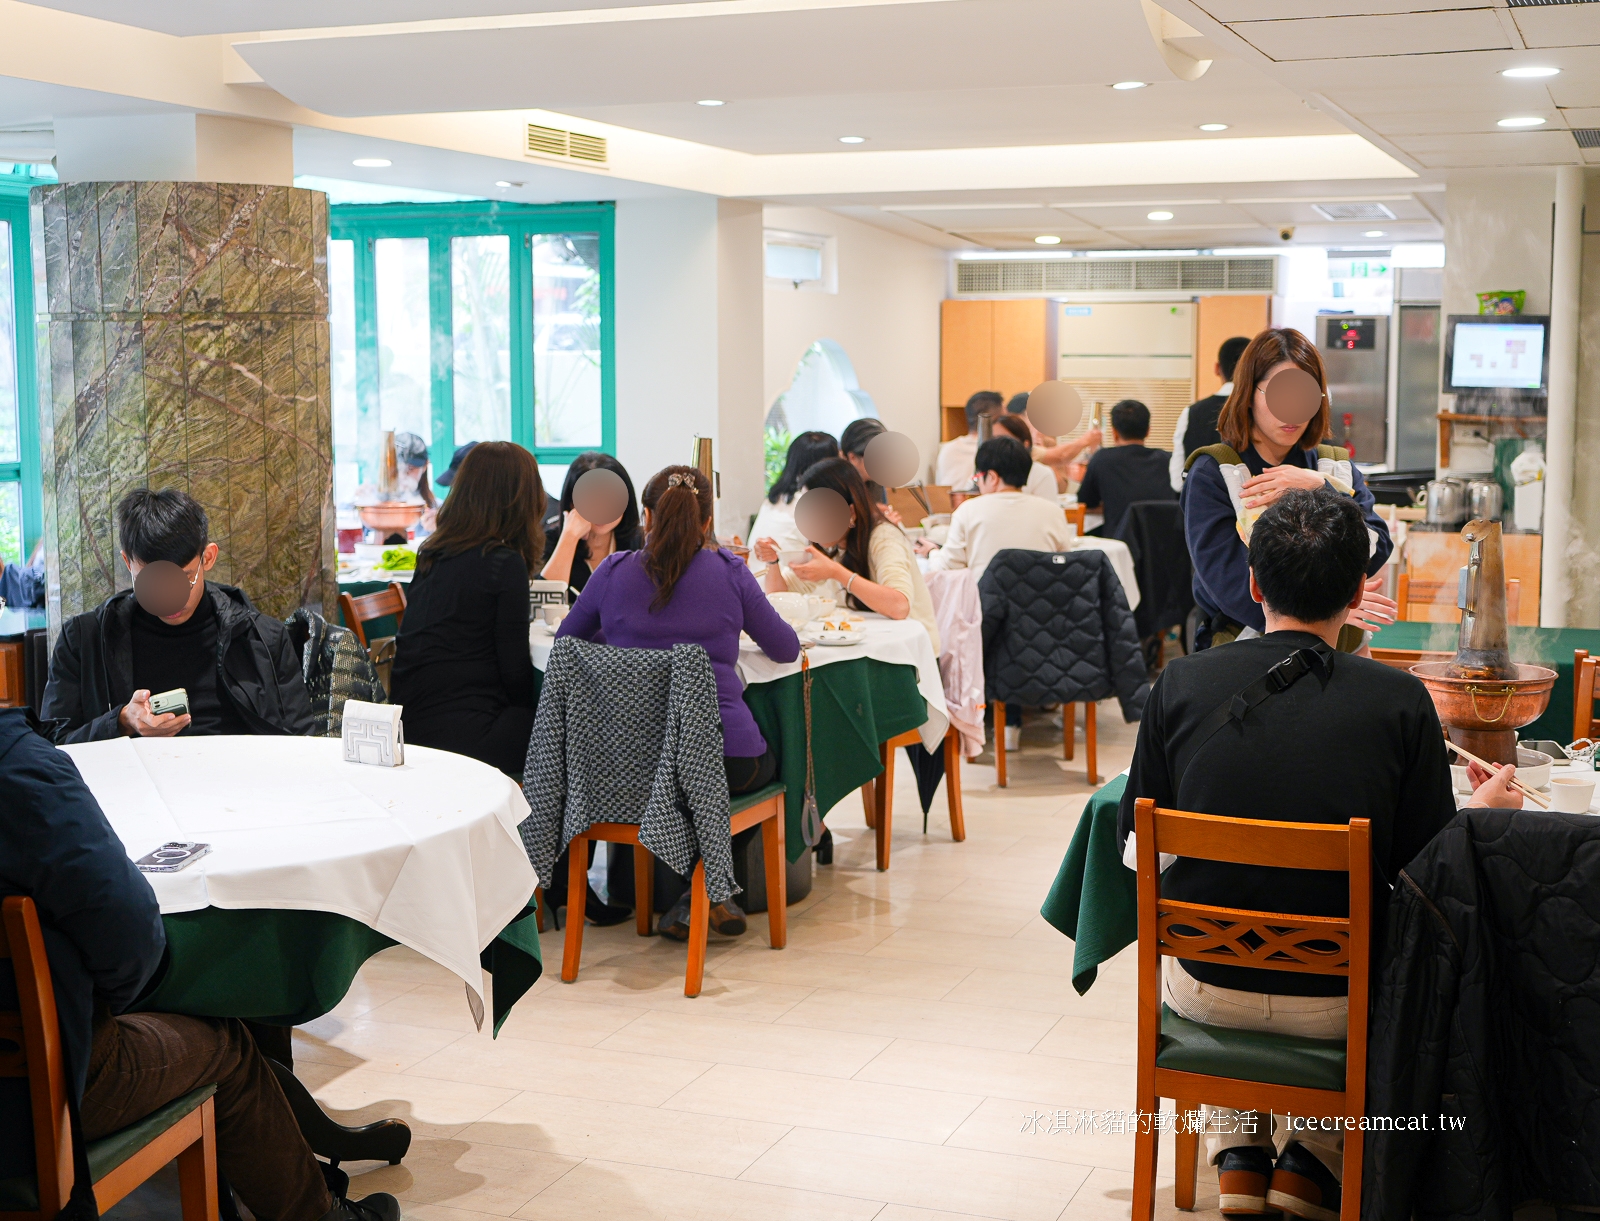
[
  {"left": 1056, "top": 202, "right": 1254, "bottom": 226},
  {"left": 1359, "top": 108, "right": 1561, "bottom": 136},
  {"left": 880, "top": 205, "right": 1079, "bottom": 229},
  {"left": 16, "top": 0, "right": 697, "bottom": 35},
  {"left": 1511, "top": 7, "right": 1600, "bottom": 51},
  {"left": 1562, "top": 106, "right": 1600, "bottom": 125},
  {"left": 1229, "top": 10, "right": 1510, "bottom": 61},
  {"left": 1198, "top": 0, "right": 1486, "bottom": 19},
  {"left": 1396, "top": 130, "right": 1580, "bottom": 166},
  {"left": 237, "top": 0, "right": 1170, "bottom": 118}
]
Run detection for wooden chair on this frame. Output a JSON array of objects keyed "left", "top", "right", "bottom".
[
  {"left": 1064, "top": 504, "right": 1087, "bottom": 538},
  {"left": 0, "top": 896, "right": 220, "bottom": 1221},
  {"left": 555, "top": 783, "right": 788, "bottom": 997},
  {"left": 858, "top": 724, "right": 967, "bottom": 872},
  {"left": 338, "top": 583, "right": 407, "bottom": 651},
  {"left": 1131, "top": 801, "right": 1370, "bottom": 1221},
  {"left": 1576, "top": 650, "right": 1598, "bottom": 741},
  {"left": 991, "top": 700, "right": 1097, "bottom": 788}
]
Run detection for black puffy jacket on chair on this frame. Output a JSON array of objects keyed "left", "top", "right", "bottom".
[
  {"left": 977, "top": 548, "right": 1149, "bottom": 721},
  {"left": 1364, "top": 807, "right": 1600, "bottom": 1219},
  {"left": 1114, "top": 500, "right": 1193, "bottom": 642}
]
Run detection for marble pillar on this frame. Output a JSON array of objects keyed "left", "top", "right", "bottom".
[{"left": 30, "top": 182, "right": 334, "bottom": 631}]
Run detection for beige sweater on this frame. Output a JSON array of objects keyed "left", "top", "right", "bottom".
[
  {"left": 926, "top": 490, "right": 1076, "bottom": 582},
  {"left": 780, "top": 522, "right": 940, "bottom": 654}
]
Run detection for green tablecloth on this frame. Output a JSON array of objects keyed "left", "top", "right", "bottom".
[
  {"left": 1370, "top": 621, "right": 1600, "bottom": 743},
  {"left": 744, "top": 658, "right": 930, "bottom": 863},
  {"left": 137, "top": 903, "right": 543, "bottom": 1036},
  {"left": 1041, "top": 774, "right": 1135, "bottom": 995}
]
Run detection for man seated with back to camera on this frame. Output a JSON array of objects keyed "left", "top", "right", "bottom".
[
  {"left": 1116, "top": 488, "right": 1518, "bottom": 1221},
  {"left": 42, "top": 488, "right": 313, "bottom": 743},
  {"left": 1074, "top": 398, "right": 1176, "bottom": 537}
]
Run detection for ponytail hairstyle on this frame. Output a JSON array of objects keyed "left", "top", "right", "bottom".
[{"left": 640, "top": 464, "right": 715, "bottom": 610}]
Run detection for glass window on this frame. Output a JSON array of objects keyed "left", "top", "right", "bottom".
[
  {"left": 0, "top": 218, "right": 16, "bottom": 465},
  {"left": 766, "top": 241, "right": 822, "bottom": 284},
  {"left": 374, "top": 237, "right": 432, "bottom": 445},
  {"left": 329, "top": 238, "right": 357, "bottom": 466},
  {"left": 451, "top": 234, "right": 511, "bottom": 445},
  {"left": 532, "top": 233, "right": 602, "bottom": 448}
]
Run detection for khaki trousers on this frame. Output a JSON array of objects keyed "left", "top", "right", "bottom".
[{"left": 1163, "top": 961, "right": 1347, "bottom": 1179}]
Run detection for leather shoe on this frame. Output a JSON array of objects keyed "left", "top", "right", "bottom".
[
  {"left": 318, "top": 1191, "right": 400, "bottom": 1221},
  {"left": 709, "top": 897, "right": 747, "bottom": 936},
  {"left": 1216, "top": 1146, "right": 1276, "bottom": 1215},
  {"left": 1268, "top": 1141, "right": 1340, "bottom": 1221}
]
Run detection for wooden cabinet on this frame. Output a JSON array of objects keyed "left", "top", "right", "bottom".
[
  {"left": 939, "top": 299, "right": 1049, "bottom": 439},
  {"left": 1194, "top": 295, "right": 1272, "bottom": 398},
  {"left": 1402, "top": 529, "right": 1542, "bottom": 626},
  {"left": 0, "top": 640, "right": 22, "bottom": 708}
]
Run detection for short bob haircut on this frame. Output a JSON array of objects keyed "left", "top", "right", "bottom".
[
  {"left": 1216, "top": 328, "right": 1331, "bottom": 454},
  {"left": 974, "top": 437, "right": 1032, "bottom": 490}
]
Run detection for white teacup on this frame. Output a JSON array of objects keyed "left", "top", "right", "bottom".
[
  {"left": 541, "top": 604, "right": 569, "bottom": 628},
  {"left": 1550, "top": 775, "right": 1597, "bottom": 814}
]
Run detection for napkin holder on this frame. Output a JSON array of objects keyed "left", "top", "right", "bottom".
[
  {"left": 528, "top": 579, "right": 568, "bottom": 622},
  {"left": 343, "top": 699, "right": 405, "bottom": 767}
]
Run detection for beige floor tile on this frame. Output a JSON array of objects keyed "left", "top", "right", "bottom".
[
  {"left": 349, "top": 1136, "right": 580, "bottom": 1215},
  {"left": 873, "top": 1207, "right": 1020, "bottom": 1221},
  {"left": 533, "top": 956, "right": 815, "bottom": 1022},
  {"left": 461, "top": 1089, "right": 789, "bottom": 1177},
  {"left": 1032, "top": 1014, "right": 1137, "bottom": 1065},
  {"left": 867, "top": 926, "right": 1078, "bottom": 978},
  {"left": 742, "top": 1127, "right": 1092, "bottom": 1221},
  {"left": 708, "top": 943, "right": 973, "bottom": 1000},
  {"left": 776, "top": 987, "right": 1059, "bottom": 1052},
  {"left": 515, "top": 1158, "right": 884, "bottom": 1220},
  {"left": 855, "top": 1038, "right": 1135, "bottom": 1108},
  {"left": 405, "top": 1034, "right": 713, "bottom": 1107},
  {"left": 945, "top": 965, "right": 1140, "bottom": 1022},
  {"left": 292, "top": 1015, "right": 468, "bottom": 1073},
  {"left": 944, "top": 1095, "right": 1176, "bottom": 1175},
  {"left": 596, "top": 1008, "right": 890, "bottom": 1077},
  {"left": 490, "top": 993, "right": 653, "bottom": 1047},
  {"left": 1062, "top": 1165, "right": 1203, "bottom": 1220},
  {"left": 306, "top": 1066, "right": 519, "bottom": 1141},
  {"left": 799, "top": 892, "right": 1041, "bottom": 939},
  {"left": 829, "top": 868, "right": 973, "bottom": 902},
  {"left": 374, "top": 1202, "right": 512, "bottom": 1221},
  {"left": 663, "top": 1062, "right": 983, "bottom": 1143},
  {"left": 356, "top": 946, "right": 458, "bottom": 987},
  {"left": 359, "top": 983, "right": 494, "bottom": 1034},
  {"left": 772, "top": 913, "right": 902, "bottom": 956},
  {"left": 323, "top": 976, "right": 423, "bottom": 1021}
]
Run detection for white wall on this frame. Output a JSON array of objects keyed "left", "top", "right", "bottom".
[
  {"left": 55, "top": 113, "right": 293, "bottom": 184},
  {"left": 716, "top": 199, "right": 767, "bottom": 533},
  {"left": 763, "top": 206, "right": 948, "bottom": 481},
  {"left": 613, "top": 194, "right": 720, "bottom": 493}
]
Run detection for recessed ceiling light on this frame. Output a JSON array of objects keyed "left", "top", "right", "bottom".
[
  {"left": 1035, "top": 235, "right": 1062, "bottom": 245},
  {"left": 1365, "top": 230, "right": 1386, "bottom": 237},
  {"left": 697, "top": 99, "right": 725, "bottom": 106},
  {"left": 495, "top": 180, "right": 525, "bottom": 188},
  {"left": 1147, "top": 210, "right": 1174, "bottom": 221},
  {"left": 352, "top": 158, "right": 391, "bottom": 168},
  {"left": 1501, "top": 66, "right": 1559, "bottom": 79},
  {"left": 1111, "top": 81, "right": 1147, "bottom": 90},
  {"left": 1198, "top": 123, "right": 1229, "bottom": 132},
  {"left": 1498, "top": 116, "right": 1546, "bottom": 127},
  {"left": 838, "top": 135, "right": 866, "bottom": 144}
]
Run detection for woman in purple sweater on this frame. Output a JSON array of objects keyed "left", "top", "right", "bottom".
[{"left": 556, "top": 463, "right": 800, "bottom": 938}]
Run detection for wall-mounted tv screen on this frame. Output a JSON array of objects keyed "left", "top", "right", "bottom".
[{"left": 1442, "top": 315, "right": 1549, "bottom": 398}]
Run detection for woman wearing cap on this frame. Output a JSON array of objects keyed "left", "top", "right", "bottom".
[{"left": 1181, "top": 328, "right": 1394, "bottom": 651}]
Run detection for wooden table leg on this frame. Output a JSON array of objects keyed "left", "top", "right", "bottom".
[
  {"left": 1086, "top": 700, "right": 1098, "bottom": 786},
  {"left": 875, "top": 740, "right": 894, "bottom": 872},
  {"left": 1174, "top": 1100, "right": 1199, "bottom": 1210},
  {"left": 860, "top": 781, "right": 878, "bottom": 829},
  {"left": 1064, "top": 702, "right": 1075, "bottom": 760},
  {"left": 761, "top": 810, "right": 787, "bottom": 948},
  {"left": 685, "top": 861, "right": 710, "bottom": 998},
  {"left": 633, "top": 842, "right": 653, "bottom": 937},
  {"left": 993, "top": 700, "right": 1007, "bottom": 788},
  {"left": 943, "top": 726, "right": 966, "bottom": 843},
  {"left": 560, "top": 837, "right": 589, "bottom": 982}
]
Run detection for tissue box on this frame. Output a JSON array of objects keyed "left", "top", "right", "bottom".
[{"left": 343, "top": 699, "right": 405, "bottom": 767}]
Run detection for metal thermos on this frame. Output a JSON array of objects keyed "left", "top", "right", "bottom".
[
  {"left": 1467, "top": 479, "right": 1503, "bottom": 522},
  {"left": 1425, "top": 478, "right": 1467, "bottom": 526}
]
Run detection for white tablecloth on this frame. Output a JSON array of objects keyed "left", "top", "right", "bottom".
[
  {"left": 531, "top": 615, "right": 950, "bottom": 751},
  {"left": 1070, "top": 537, "right": 1140, "bottom": 612},
  {"left": 63, "top": 736, "right": 536, "bottom": 1023}
]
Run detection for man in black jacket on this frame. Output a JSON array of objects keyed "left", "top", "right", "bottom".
[
  {"left": 0, "top": 708, "right": 395, "bottom": 1221},
  {"left": 1117, "top": 489, "right": 1517, "bottom": 1220},
  {"left": 42, "top": 488, "right": 312, "bottom": 742}
]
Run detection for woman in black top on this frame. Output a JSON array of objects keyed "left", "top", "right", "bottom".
[
  {"left": 540, "top": 452, "right": 642, "bottom": 597},
  {"left": 390, "top": 442, "right": 545, "bottom": 779}
]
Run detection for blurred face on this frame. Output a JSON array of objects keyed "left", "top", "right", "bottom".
[
  {"left": 124, "top": 543, "right": 218, "bottom": 626},
  {"left": 1251, "top": 360, "right": 1312, "bottom": 451}
]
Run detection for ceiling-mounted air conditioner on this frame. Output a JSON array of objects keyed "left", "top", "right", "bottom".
[{"left": 953, "top": 255, "right": 1276, "bottom": 297}]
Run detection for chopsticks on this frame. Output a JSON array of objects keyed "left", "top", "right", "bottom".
[{"left": 1443, "top": 738, "right": 1550, "bottom": 809}]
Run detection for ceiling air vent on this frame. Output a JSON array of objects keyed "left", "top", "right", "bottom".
[
  {"left": 954, "top": 256, "right": 1275, "bottom": 296},
  {"left": 525, "top": 124, "right": 608, "bottom": 165},
  {"left": 1507, "top": 0, "right": 1596, "bottom": 7},
  {"left": 1312, "top": 202, "right": 1396, "bottom": 221},
  {"left": 1574, "top": 129, "right": 1600, "bottom": 149}
]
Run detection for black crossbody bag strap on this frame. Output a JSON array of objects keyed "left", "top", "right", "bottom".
[{"left": 1171, "top": 646, "right": 1332, "bottom": 790}]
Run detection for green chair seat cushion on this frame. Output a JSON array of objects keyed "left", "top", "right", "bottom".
[
  {"left": 0, "top": 1084, "right": 217, "bottom": 1211},
  {"left": 1157, "top": 1004, "right": 1347, "bottom": 1093},
  {"left": 730, "top": 781, "right": 785, "bottom": 815}
]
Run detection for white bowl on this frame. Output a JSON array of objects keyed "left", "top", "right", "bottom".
[
  {"left": 777, "top": 549, "right": 810, "bottom": 566},
  {"left": 1516, "top": 746, "right": 1554, "bottom": 791},
  {"left": 766, "top": 592, "right": 810, "bottom": 626},
  {"left": 1449, "top": 764, "right": 1472, "bottom": 794}
]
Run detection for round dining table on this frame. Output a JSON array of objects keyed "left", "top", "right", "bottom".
[{"left": 64, "top": 735, "right": 543, "bottom": 1034}]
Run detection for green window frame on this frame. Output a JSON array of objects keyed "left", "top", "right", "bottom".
[
  {"left": 328, "top": 200, "right": 616, "bottom": 492},
  {"left": 0, "top": 171, "right": 45, "bottom": 563}
]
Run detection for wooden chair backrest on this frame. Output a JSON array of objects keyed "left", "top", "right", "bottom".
[
  {"left": 1064, "top": 504, "right": 1086, "bottom": 538},
  {"left": 1, "top": 895, "right": 73, "bottom": 1218},
  {"left": 1133, "top": 800, "right": 1372, "bottom": 1104},
  {"left": 1397, "top": 572, "right": 1521, "bottom": 624},
  {"left": 1576, "top": 651, "right": 1598, "bottom": 741},
  {"left": 337, "top": 583, "right": 408, "bottom": 650},
  {"left": 886, "top": 487, "right": 929, "bottom": 525},
  {"left": 922, "top": 485, "right": 954, "bottom": 515}
]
